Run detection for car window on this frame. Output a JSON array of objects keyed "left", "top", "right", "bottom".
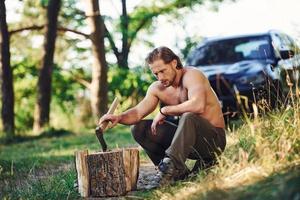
[
  {"left": 235, "top": 40, "right": 271, "bottom": 59},
  {"left": 187, "top": 35, "right": 272, "bottom": 66}
]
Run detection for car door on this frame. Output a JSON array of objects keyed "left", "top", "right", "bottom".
[{"left": 271, "top": 32, "right": 300, "bottom": 87}]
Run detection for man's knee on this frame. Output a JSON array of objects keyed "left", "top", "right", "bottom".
[
  {"left": 131, "top": 120, "right": 150, "bottom": 143},
  {"left": 180, "top": 112, "right": 209, "bottom": 124},
  {"left": 131, "top": 124, "right": 142, "bottom": 142},
  {"left": 180, "top": 112, "right": 197, "bottom": 122}
]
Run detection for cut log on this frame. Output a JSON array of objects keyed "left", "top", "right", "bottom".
[
  {"left": 87, "top": 150, "right": 127, "bottom": 197},
  {"left": 123, "top": 148, "right": 140, "bottom": 191},
  {"left": 75, "top": 150, "right": 89, "bottom": 197},
  {"left": 75, "top": 148, "right": 139, "bottom": 197}
]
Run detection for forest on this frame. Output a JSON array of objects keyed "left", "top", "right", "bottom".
[{"left": 0, "top": 0, "right": 299, "bottom": 199}]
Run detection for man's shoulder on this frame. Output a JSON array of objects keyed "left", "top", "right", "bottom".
[
  {"left": 184, "top": 66, "right": 204, "bottom": 74},
  {"left": 183, "top": 66, "right": 206, "bottom": 82},
  {"left": 148, "top": 81, "right": 164, "bottom": 93}
]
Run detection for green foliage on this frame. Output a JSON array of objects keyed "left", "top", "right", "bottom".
[
  {"left": 108, "top": 66, "right": 155, "bottom": 110},
  {"left": 20, "top": 0, "right": 47, "bottom": 25},
  {"left": 238, "top": 133, "right": 256, "bottom": 153},
  {"left": 180, "top": 36, "right": 203, "bottom": 60},
  {"left": 51, "top": 64, "right": 84, "bottom": 109},
  {"left": 12, "top": 59, "right": 38, "bottom": 132},
  {"left": 40, "top": 0, "right": 49, "bottom": 8},
  {"left": 59, "top": 0, "right": 86, "bottom": 29},
  {"left": 1, "top": 0, "right": 231, "bottom": 140},
  {"left": 104, "top": 0, "right": 225, "bottom": 69},
  {"left": 10, "top": 55, "right": 86, "bottom": 133}
]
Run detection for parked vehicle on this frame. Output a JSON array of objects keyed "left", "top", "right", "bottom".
[{"left": 186, "top": 30, "right": 300, "bottom": 115}]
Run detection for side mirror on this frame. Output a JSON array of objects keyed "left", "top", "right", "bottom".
[{"left": 279, "top": 50, "right": 295, "bottom": 59}]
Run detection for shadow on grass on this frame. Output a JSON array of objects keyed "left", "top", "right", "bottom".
[
  {"left": 0, "top": 128, "right": 74, "bottom": 144},
  {"left": 0, "top": 154, "right": 73, "bottom": 178},
  {"left": 0, "top": 125, "right": 142, "bottom": 199},
  {"left": 0, "top": 154, "right": 78, "bottom": 199},
  {"left": 199, "top": 165, "right": 300, "bottom": 200}
]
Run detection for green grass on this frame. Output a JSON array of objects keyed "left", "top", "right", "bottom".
[
  {"left": 0, "top": 125, "right": 142, "bottom": 199},
  {"left": 1, "top": 104, "right": 300, "bottom": 200},
  {"left": 144, "top": 103, "right": 300, "bottom": 200}
]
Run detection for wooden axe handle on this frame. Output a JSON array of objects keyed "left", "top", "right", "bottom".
[{"left": 99, "top": 97, "right": 119, "bottom": 131}]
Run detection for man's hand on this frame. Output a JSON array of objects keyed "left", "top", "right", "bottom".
[
  {"left": 98, "top": 114, "right": 121, "bottom": 129},
  {"left": 151, "top": 112, "right": 166, "bottom": 135}
]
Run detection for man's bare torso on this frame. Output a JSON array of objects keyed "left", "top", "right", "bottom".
[{"left": 153, "top": 67, "right": 225, "bottom": 128}]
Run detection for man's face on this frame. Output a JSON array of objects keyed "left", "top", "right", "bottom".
[{"left": 149, "top": 59, "right": 177, "bottom": 87}]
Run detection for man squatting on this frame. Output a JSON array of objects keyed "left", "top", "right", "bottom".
[{"left": 99, "top": 46, "right": 226, "bottom": 186}]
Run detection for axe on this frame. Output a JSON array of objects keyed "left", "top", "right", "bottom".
[{"left": 95, "top": 97, "right": 119, "bottom": 151}]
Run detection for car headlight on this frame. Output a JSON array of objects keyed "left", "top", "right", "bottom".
[{"left": 237, "top": 73, "right": 266, "bottom": 85}]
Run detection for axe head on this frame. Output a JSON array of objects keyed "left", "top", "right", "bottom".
[{"left": 95, "top": 126, "right": 107, "bottom": 152}]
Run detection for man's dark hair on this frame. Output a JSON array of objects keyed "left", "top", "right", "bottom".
[{"left": 145, "top": 46, "right": 183, "bottom": 69}]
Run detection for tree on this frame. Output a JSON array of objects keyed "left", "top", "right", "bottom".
[
  {"left": 9, "top": 0, "right": 108, "bottom": 126},
  {"left": 9, "top": 0, "right": 220, "bottom": 71},
  {"left": 0, "top": 0, "right": 15, "bottom": 139},
  {"left": 33, "top": 0, "right": 61, "bottom": 132},
  {"left": 105, "top": 0, "right": 216, "bottom": 69},
  {"left": 85, "top": 0, "right": 108, "bottom": 119},
  {"left": 8, "top": 0, "right": 228, "bottom": 130}
]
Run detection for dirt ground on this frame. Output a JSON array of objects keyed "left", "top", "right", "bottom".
[{"left": 136, "top": 162, "right": 158, "bottom": 190}]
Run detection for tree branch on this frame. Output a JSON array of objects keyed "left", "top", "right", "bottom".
[
  {"left": 74, "top": 76, "right": 91, "bottom": 89},
  {"left": 9, "top": 25, "right": 90, "bottom": 39},
  {"left": 9, "top": 25, "right": 44, "bottom": 35},
  {"left": 128, "top": 0, "right": 203, "bottom": 48},
  {"left": 128, "top": 16, "right": 152, "bottom": 49},
  {"left": 103, "top": 23, "right": 120, "bottom": 58},
  {"left": 121, "top": 0, "right": 129, "bottom": 53},
  {"left": 58, "top": 27, "right": 90, "bottom": 38},
  {"left": 61, "top": 68, "right": 91, "bottom": 89}
]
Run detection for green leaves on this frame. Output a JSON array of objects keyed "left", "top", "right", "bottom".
[{"left": 108, "top": 66, "right": 155, "bottom": 110}]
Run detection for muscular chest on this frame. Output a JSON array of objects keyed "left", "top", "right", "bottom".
[{"left": 160, "top": 87, "right": 188, "bottom": 105}]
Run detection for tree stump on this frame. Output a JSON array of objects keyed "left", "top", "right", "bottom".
[{"left": 75, "top": 148, "right": 139, "bottom": 197}]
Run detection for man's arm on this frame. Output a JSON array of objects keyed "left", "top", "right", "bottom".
[
  {"left": 119, "top": 83, "right": 159, "bottom": 124},
  {"left": 162, "top": 70, "right": 207, "bottom": 116}
]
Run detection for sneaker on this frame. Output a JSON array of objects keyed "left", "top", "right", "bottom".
[{"left": 157, "top": 157, "right": 189, "bottom": 186}]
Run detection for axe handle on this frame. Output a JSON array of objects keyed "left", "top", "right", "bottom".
[{"left": 99, "top": 97, "right": 119, "bottom": 131}]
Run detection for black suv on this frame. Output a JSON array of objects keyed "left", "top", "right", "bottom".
[{"left": 186, "top": 30, "right": 300, "bottom": 114}]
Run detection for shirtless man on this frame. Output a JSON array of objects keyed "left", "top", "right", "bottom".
[{"left": 99, "top": 46, "right": 226, "bottom": 186}]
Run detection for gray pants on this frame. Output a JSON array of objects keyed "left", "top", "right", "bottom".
[{"left": 131, "top": 112, "right": 226, "bottom": 170}]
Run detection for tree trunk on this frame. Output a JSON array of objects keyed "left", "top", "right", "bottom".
[
  {"left": 33, "top": 0, "right": 61, "bottom": 133},
  {"left": 119, "top": 0, "right": 129, "bottom": 69},
  {"left": 85, "top": 0, "right": 108, "bottom": 120},
  {"left": 117, "top": 51, "right": 129, "bottom": 69},
  {"left": 0, "top": 0, "right": 15, "bottom": 139},
  {"left": 75, "top": 148, "right": 139, "bottom": 197}
]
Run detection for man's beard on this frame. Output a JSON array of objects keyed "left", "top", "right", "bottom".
[
  {"left": 161, "top": 80, "right": 171, "bottom": 87},
  {"left": 161, "top": 78, "right": 174, "bottom": 87},
  {"left": 161, "top": 70, "right": 176, "bottom": 87}
]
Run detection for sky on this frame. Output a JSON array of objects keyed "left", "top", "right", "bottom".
[
  {"left": 129, "top": 0, "right": 300, "bottom": 66},
  {"left": 6, "top": 0, "right": 300, "bottom": 67},
  {"left": 98, "top": 0, "right": 300, "bottom": 66},
  {"left": 186, "top": 0, "right": 300, "bottom": 37}
]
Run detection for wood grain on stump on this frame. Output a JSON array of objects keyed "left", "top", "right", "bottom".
[
  {"left": 75, "top": 148, "right": 139, "bottom": 197},
  {"left": 75, "top": 150, "right": 89, "bottom": 197}
]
